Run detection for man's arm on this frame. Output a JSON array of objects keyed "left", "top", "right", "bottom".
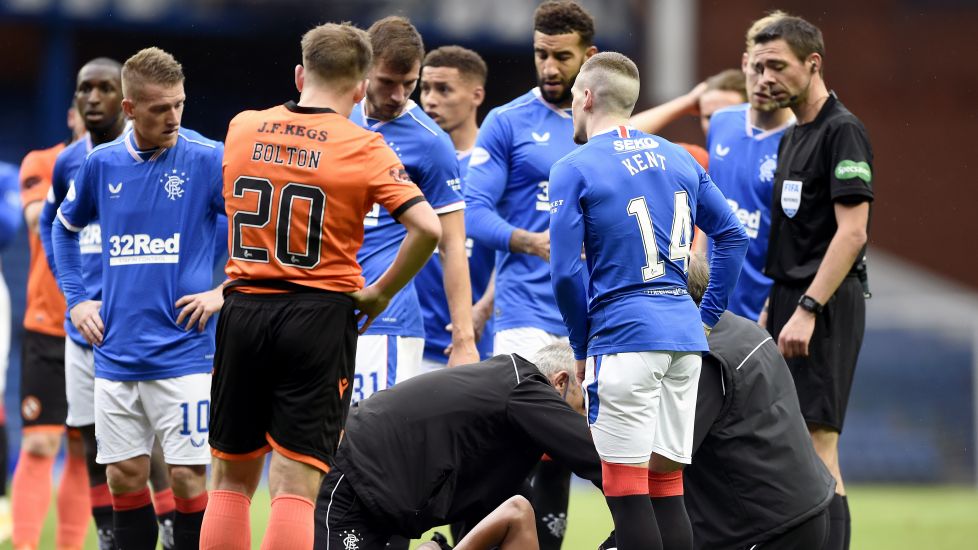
[
  {"left": 352, "top": 200, "right": 441, "bottom": 333},
  {"left": 40, "top": 156, "right": 71, "bottom": 278},
  {"left": 437, "top": 210, "right": 479, "bottom": 366},
  {"left": 464, "top": 111, "right": 548, "bottom": 258},
  {"left": 778, "top": 202, "right": 868, "bottom": 358},
  {"left": 629, "top": 82, "right": 707, "bottom": 135},
  {"left": 507, "top": 378, "right": 602, "bottom": 488},
  {"left": 548, "top": 161, "right": 589, "bottom": 361},
  {"left": 693, "top": 172, "right": 749, "bottom": 329}
]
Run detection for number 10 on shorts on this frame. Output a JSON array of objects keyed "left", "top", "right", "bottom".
[{"left": 180, "top": 400, "right": 210, "bottom": 435}]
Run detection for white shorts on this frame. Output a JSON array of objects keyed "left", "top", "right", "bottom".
[
  {"left": 94, "top": 373, "right": 211, "bottom": 465},
  {"left": 584, "top": 351, "right": 701, "bottom": 464},
  {"left": 493, "top": 327, "right": 568, "bottom": 361},
  {"left": 353, "top": 335, "right": 424, "bottom": 403},
  {"left": 65, "top": 338, "right": 96, "bottom": 428}
]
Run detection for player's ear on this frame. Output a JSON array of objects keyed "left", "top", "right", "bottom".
[
  {"left": 584, "top": 45, "right": 598, "bottom": 60},
  {"left": 294, "top": 65, "right": 305, "bottom": 93},
  {"left": 352, "top": 79, "right": 368, "bottom": 104},
  {"left": 472, "top": 85, "right": 485, "bottom": 107},
  {"left": 121, "top": 97, "right": 135, "bottom": 119},
  {"left": 741, "top": 51, "right": 749, "bottom": 73}
]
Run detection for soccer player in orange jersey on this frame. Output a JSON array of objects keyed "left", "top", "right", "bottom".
[
  {"left": 9, "top": 106, "right": 89, "bottom": 550},
  {"left": 200, "top": 23, "right": 440, "bottom": 549}
]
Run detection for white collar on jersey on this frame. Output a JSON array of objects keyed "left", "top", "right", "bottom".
[
  {"left": 123, "top": 129, "right": 167, "bottom": 163},
  {"left": 743, "top": 106, "right": 795, "bottom": 141},
  {"left": 358, "top": 98, "right": 420, "bottom": 130},
  {"left": 531, "top": 87, "right": 573, "bottom": 119}
]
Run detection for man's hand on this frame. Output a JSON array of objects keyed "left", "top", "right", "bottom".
[
  {"left": 447, "top": 336, "right": 479, "bottom": 368},
  {"left": 576, "top": 358, "right": 587, "bottom": 386},
  {"left": 510, "top": 229, "right": 550, "bottom": 262},
  {"left": 777, "top": 307, "right": 816, "bottom": 358},
  {"left": 70, "top": 300, "right": 104, "bottom": 346},
  {"left": 682, "top": 81, "right": 709, "bottom": 116},
  {"left": 472, "top": 299, "right": 493, "bottom": 342},
  {"left": 349, "top": 284, "right": 391, "bottom": 334},
  {"left": 175, "top": 287, "right": 224, "bottom": 332}
]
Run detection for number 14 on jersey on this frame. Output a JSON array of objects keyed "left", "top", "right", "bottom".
[{"left": 627, "top": 191, "right": 692, "bottom": 281}]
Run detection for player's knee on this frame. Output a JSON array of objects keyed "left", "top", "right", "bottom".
[
  {"left": 168, "top": 464, "right": 207, "bottom": 498},
  {"left": 21, "top": 431, "right": 61, "bottom": 456},
  {"left": 107, "top": 458, "right": 150, "bottom": 494},
  {"left": 503, "top": 495, "right": 534, "bottom": 527}
]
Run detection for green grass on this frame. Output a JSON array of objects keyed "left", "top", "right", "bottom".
[{"left": 3, "top": 485, "right": 977, "bottom": 549}]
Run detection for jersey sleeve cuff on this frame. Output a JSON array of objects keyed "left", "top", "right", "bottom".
[
  {"left": 390, "top": 195, "right": 427, "bottom": 221},
  {"left": 432, "top": 200, "right": 466, "bottom": 216},
  {"left": 56, "top": 210, "right": 84, "bottom": 232}
]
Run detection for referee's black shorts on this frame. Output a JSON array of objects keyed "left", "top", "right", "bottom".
[
  {"left": 209, "top": 290, "right": 357, "bottom": 472},
  {"left": 767, "top": 276, "right": 865, "bottom": 432}
]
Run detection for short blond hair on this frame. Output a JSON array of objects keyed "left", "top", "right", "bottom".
[
  {"left": 578, "top": 51, "right": 640, "bottom": 116},
  {"left": 745, "top": 10, "right": 789, "bottom": 50},
  {"left": 302, "top": 22, "right": 373, "bottom": 90},
  {"left": 121, "top": 47, "right": 184, "bottom": 100}
]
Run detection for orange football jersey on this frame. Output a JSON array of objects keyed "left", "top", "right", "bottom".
[
  {"left": 223, "top": 102, "right": 424, "bottom": 293},
  {"left": 19, "top": 143, "right": 68, "bottom": 337}
]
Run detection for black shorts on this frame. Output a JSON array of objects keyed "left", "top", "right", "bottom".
[
  {"left": 758, "top": 508, "right": 829, "bottom": 549},
  {"left": 209, "top": 291, "right": 357, "bottom": 472},
  {"left": 767, "top": 276, "right": 865, "bottom": 432},
  {"left": 314, "top": 469, "right": 393, "bottom": 550},
  {"left": 19, "top": 330, "right": 67, "bottom": 428}
]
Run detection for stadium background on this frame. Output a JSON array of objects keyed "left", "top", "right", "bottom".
[{"left": 1, "top": 0, "right": 977, "bottom": 547}]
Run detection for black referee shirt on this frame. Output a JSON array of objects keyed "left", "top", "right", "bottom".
[
  {"left": 332, "top": 354, "right": 602, "bottom": 538},
  {"left": 767, "top": 93, "right": 874, "bottom": 283}
]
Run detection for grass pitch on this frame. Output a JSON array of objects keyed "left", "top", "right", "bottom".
[{"left": 5, "top": 484, "right": 977, "bottom": 549}]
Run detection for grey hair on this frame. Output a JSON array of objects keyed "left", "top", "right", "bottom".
[{"left": 533, "top": 343, "right": 576, "bottom": 379}]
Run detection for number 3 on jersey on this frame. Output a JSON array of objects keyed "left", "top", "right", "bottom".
[
  {"left": 627, "top": 191, "right": 692, "bottom": 281},
  {"left": 230, "top": 175, "right": 325, "bottom": 268}
]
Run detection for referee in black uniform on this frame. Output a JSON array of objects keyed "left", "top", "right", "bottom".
[
  {"left": 684, "top": 253, "right": 836, "bottom": 550},
  {"left": 312, "top": 347, "right": 602, "bottom": 549},
  {"left": 749, "top": 14, "right": 873, "bottom": 550}
]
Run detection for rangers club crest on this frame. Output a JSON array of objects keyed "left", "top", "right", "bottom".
[
  {"left": 161, "top": 169, "right": 187, "bottom": 200},
  {"left": 758, "top": 154, "right": 777, "bottom": 183}
]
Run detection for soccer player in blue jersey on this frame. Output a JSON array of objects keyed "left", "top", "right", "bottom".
[
  {"left": 465, "top": 3, "right": 597, "bottom": 548},
  {"left": 418, "top": 45, "right": 496, "bottom": 368},
  {"left": 350, "top": 17, "right": 478, "bottom": 401},
  {"left": 41, "top": 58, "right": 184, "bottom": 550},
  {"left": 52, "top": 48, "right": 222, "bottom": 549},
  {"left": 704, "top": 12, "right": 795, "bottom": 323},
  {"left": 465, "top": 1, "right": 596, "bottom": 361},
  {"left": 549, "top": 52, "right": 748, "bottom": 550}
]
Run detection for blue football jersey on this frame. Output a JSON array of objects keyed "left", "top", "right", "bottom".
[
  {"left": 351, "top": 100, "right": 464, "bottom": 338},
  {"left": 416, "top": 149, "right": 496, "bottom": 363},
  {"left": 0, "top": 161, "right": 20, "bottom": 248},
  {"left": 550, "top": 127, "right": 748, "bottom": 359},
  {"left": 55, "top": 129, "right": 225, "bottom": 380},
  {"left": 706, "top": 104, "right": 792, "bottom": 320},
  {"left": 464, "top": 88, "right": 575, "bottom": 336},
  {"left": 42, "top": 134, "right": 104, "bottom": 347}
]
